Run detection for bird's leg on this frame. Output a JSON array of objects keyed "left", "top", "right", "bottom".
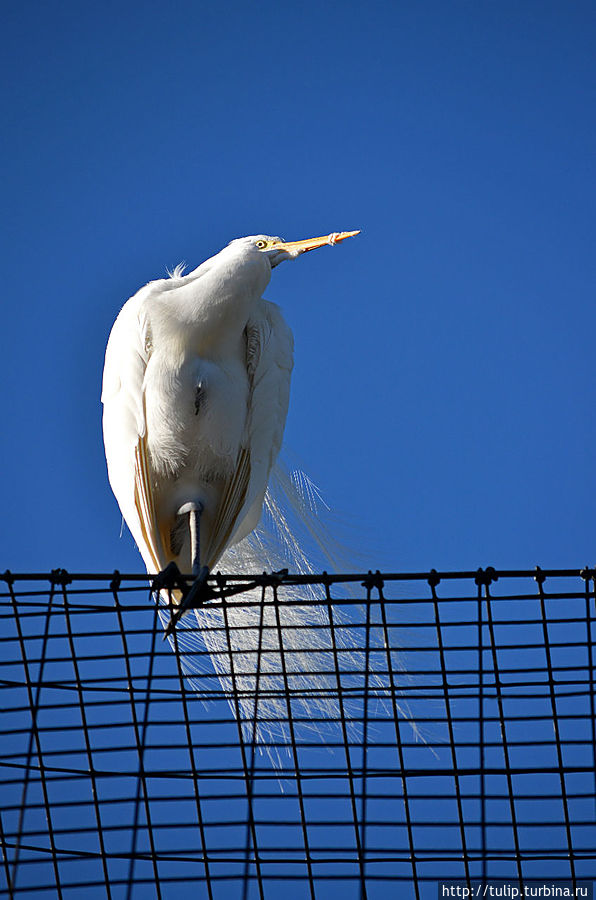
[
  {"left": 163, "top": 501, "right": 211, "bottom": 638},
  {"left": 184, "top": 502, "right": 203, "bottom": 577}
]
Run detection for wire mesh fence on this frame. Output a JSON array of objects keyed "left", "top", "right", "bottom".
[{"left": 1, "top": 567, "right": 595, "bottom": 899}]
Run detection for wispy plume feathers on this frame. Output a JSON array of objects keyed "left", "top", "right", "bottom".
[{"left": 160, "top": 463, "right": 414, "bottom": 764}]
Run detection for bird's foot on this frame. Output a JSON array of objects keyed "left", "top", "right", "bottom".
[
  {"left": 163, "top": 565, "right": 211, "bottom": 639},
  {"left": 152, "top": 561, "right": 187, "bottom": 595},
  {"left": 153, "top": 561, "right": 189, "bottom": 635}
]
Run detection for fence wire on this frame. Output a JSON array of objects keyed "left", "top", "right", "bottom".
[{"left": 1, "top": 567, "right": 595, "bottom": 899}]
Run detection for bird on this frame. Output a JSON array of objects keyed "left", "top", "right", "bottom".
[{"left": 101, "top": 230, "right": 360, "bottom": 635}]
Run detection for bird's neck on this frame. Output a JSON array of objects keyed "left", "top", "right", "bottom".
[{"left": 150, "top": 262, "right": 268, "bottom": 361}]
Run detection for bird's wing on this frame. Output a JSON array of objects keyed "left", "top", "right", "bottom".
[
  {"left": 203, "top": 299, "right": 294, "bottom": 567},
  {"left": 101, "top": 291, "right": 166, "bottom": 573}
]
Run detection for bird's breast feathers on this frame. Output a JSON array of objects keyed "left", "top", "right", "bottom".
[{"left": 144, "top": 351, "right": 250, "bottom": 479}]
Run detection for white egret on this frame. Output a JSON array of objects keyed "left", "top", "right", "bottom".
[
  {"left": 101, "top": 229, "right": 418, "bottom": 758},
  {"left": 101, "top": 231, "right": 359, "bottom": 635}
]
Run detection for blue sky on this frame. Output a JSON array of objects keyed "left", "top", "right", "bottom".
[{"left": 2, "top": 0, "right": 596, "bottom": 576}]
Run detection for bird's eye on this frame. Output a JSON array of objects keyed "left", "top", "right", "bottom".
[{"left": 255, "top": 240, "right": 268, "bottom": 250}]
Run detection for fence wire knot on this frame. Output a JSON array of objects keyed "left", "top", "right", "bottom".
[
  {"left": 534, "top": 566, "right": 546, "bottom": 586},
  {"left": 362, "top": 570, "right": 384, "bottom": 591},
  {"left": 49, "top": 568, "right": 72, "bottom": 587},
  {"left": 427, "top": 568, "right": 441, "bottom": 589},
  {"left": 2, "top": 569, "right": 14, "bottom": 586},
  {"left": 475, "top": 566, "right": 498, "bottom": 587},
  {"left": 256, "top": 568, "right": 288, "bottom": 588},
  {"left": 110, "top": 569, "right": 122, "bottom": 592}
]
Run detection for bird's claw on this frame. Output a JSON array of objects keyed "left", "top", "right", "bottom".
[
  {"left": 152, "top": 561, "right": 187, "bottom": 596},
  {"left": 163, "top": 565, "right": 211, "bottom": 639}
]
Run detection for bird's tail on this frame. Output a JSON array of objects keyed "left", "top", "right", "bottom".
[{"left": 160, "top": 462, "right": 414, "bottom": 764}]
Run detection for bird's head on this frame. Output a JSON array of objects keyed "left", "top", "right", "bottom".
[{"left": 229, "top": 231, "right": 360, "bottom": 269}]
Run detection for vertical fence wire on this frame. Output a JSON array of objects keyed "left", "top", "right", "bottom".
[
  {"left": 428, "top": 570, "right": 470, "bottom": 890},
  {"left": 583, "top": 571, "right": 596, "bottom": 812},
  {"left": 535, "top": 567, "right": 576, "bottom": 883},
  {"left": 240, "top": 581, "right": 266, "bottom": 900},
  {"left": 6, "top": 574, "right": 63, "bottom": 899},
  {"left": 476, "top": 573, "right": 487, "bottom": 885},
  {"left": 481, "top": 576, "right": 523, "bottom": 887},
  {"left": 111, "top": 582, "right": 161, "bottom": 899},
  {"left": 326, "top": 583, "right": 369, "bottom": 895},
  {"left": 360, "top": 575, "right": 373, "bottom": 900},
  {"left": 167, "top": 585, "right": 214, "bottom": 900},
  {"left": 271, "top": 581, "right": 316, "bottom": 898},
  {"left": 60, "top": 576, "right": 113, "bottom": 898},
  {"left": 378, "top": 577, "right": 420, "bottom": 899},
  {"left": 221, "top": 590, "right": 265, "bottom": 900},
  {"left": 0, "top": 793, "right": 12, "bottom": 896}
]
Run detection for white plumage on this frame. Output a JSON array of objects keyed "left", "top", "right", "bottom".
[
  {"left": 99, "top": 229, "right": 417, "bottom": 757},
  {"left": 101, "top": 231, "right": 359, "bottom": 614}
]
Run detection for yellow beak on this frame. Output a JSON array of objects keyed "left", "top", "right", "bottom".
[{"left": 271, "top": 230, "right": 360, "bottom": 255}]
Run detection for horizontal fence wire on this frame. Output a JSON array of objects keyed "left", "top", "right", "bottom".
[{"left": 0, "top": 567, "right": 595, "bottom": 899}]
